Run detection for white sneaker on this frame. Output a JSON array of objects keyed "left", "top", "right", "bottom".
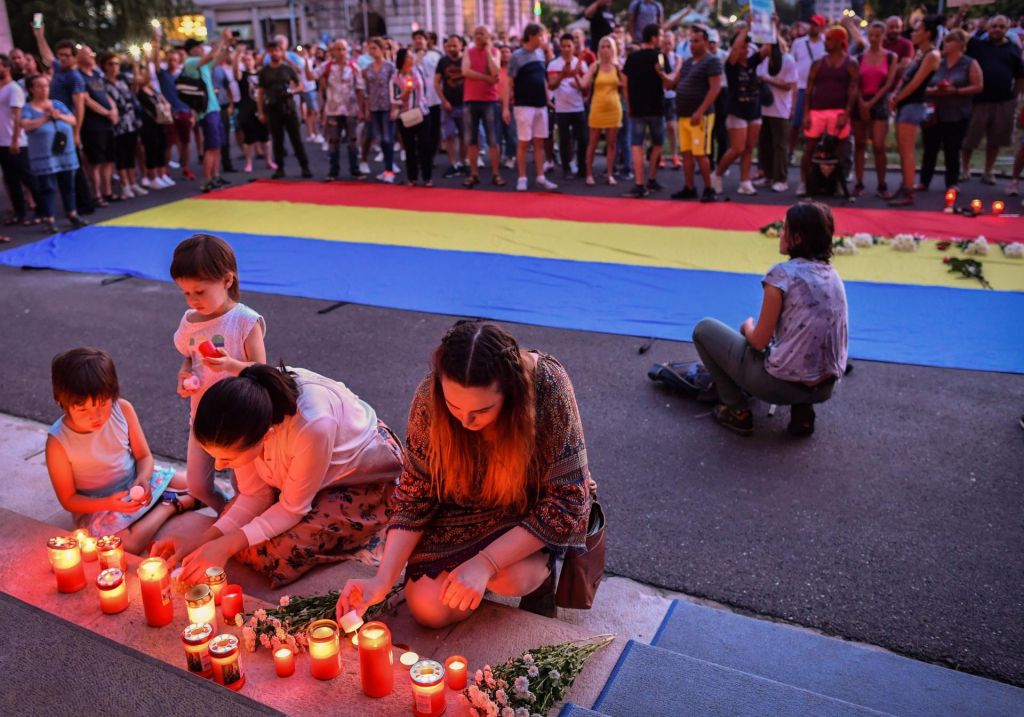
[
  {"left": 132, "top": 184, "right": 148, "bottom": 196},
  {"left": 752, "top": 177, "right": 768, "bottom": 187},
  {"left": 516, "top": 177, "right": 528, "bottom": 191},
  {"left": 321, "top": 140, "right": 329, "bottom": 152},
  {"left": 710, "top": 173, "right": 723, "bottom": 194},
  {"left": 400, "top": 149, "right": 407, "bottom": 161},
  {"left": 381, "top": 171, "right": 395, "bottom": 184},
  {"left": 503, "top": 157, "right": 516, "bottom": 170},
  {"left": 771, "top": 182, "right": 789, "bottom": 193},
  {"left": 121, "top": 185, "right": 135, "bottom": 199},
  {"left": 737, "top": 181, "right": 757, "bottom": 195},
  {"left": 536, "top": 176, "right": 558, "bottom": 191},
  {"left": 140, "top": 177, "right": 152, "bottom": 188},
  {"left": 543, "top": 161, "right": 555, "bottom": 172},
  {"left": 1007, "top": 180, "right": 1020, "bottom": 197},
  {"left": 392, "top": 163, "right": 402, "bottom": 174},
  {"left": 162, "top": 176, "right": 176, "bottom": 187},
  {"left": 477, "top": 156, "right": 486, "bottom": 168},
  {"left": 169, "top": 160, "right": 181, "bottom": 169},
  {"left": 374, "top": 150, "right": 384, "bottom": 162},
  {"left": 359, "top": 162, "right": 371, "bottom": 175},
  {"left": 149, "top": 178, "right": 164, "bottom": 190},
  {"left": 570, "top": 160, "right": 579, "bottom": 175}
]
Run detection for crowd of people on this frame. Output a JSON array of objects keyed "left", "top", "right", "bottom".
[{"left": 1, "top": 7, "right": 1023, "bottom": 230}]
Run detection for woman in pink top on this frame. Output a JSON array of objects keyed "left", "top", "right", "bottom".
[{"left": 853, "top": 22, "right": 898, "bottom": 197}]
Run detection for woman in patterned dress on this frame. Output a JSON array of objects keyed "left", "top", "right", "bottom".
[
  {"left": 151, "top": 364, "right": 403, "bottom": 587},
  {"left": 338, "top": 321, "right": 593, "bottom": 627}
]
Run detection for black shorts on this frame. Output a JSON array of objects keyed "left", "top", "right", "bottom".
[
  {"left": 238, "top": 113, "right": 269, "bottom": 144},
  {"left": 113, "top": 132, "right": 138, "bottom": 170},
  {"left": 82, "top": 125, "right": 115, "bottom": 165}
]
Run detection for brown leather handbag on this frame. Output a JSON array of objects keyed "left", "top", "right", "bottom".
[{"left": 555, "top": 500, "right": 606, "bottom": 610}]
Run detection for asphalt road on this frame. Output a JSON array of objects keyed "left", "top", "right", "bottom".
[{"left": 2, "top": 142, "right": 1022, "bottom": 687}]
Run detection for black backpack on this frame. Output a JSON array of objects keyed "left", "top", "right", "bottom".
[{"left": 175, "top": 71, "right": 209, "bottom": 112}]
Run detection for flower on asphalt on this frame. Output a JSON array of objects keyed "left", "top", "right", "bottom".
[
  {"left": 1003, "top": 242, "right": 1023, "bottom": 258},
  {"left": 234, "top": 613, "right": 244, "bottom": 627},
  {"left": 515, "top": 709, "right": 530, "bottom": 717},
  {"left": 548, "top": 669, "right": 561, "bottom": 682},
  {"left": 241, "top": 626, "right": 257, "bottom": 652},
  {"left": 522, "top": 653, "right": 533, "bottom": 665},
  {"left": 965, "top": 236, "right": 989, "bottom": 255},
  {"left": 259, "top": 633, "right": 272, "bottom": 649},
  {"left": 501, "top": 708, "right": 515, "bottom": 717},
  {"left": 513, "top": 676, "right": 530, "bottom": 695},
  {"left": 254, "top": 608, "right": 267, "bottom": 622},
  {"left": 475, "top": 669, "right": 484, "bottom": 685},
  {"left": 891, "top": 234, "right": 919, "bottom": 252},
  {"left": 279, "top": 595, "right": 290, "bottom": 607},
  {"left": 851, "top": 232, "right": 874, "bottom": 247},
  {"left": 495, "top": 689, "right": 507, "bottom": 706},
  {"left": 527, "top": 665, "right": 539, "bottom": 678}
]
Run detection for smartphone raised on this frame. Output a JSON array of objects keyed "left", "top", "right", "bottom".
[{"left": 33, "top": 13, "right": 44, "bottom": 29}]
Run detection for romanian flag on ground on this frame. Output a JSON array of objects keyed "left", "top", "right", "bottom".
[{"left": 2, "top": 181, "right": 1022, "bottom": 373}]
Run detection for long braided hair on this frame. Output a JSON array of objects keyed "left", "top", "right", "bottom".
[{"left": 427, "top": 321, "right": 540, "bottom": 512}]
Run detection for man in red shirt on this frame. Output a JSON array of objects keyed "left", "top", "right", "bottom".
[
  {"left": 572, "top": 29, "right": 597, "bottom": 65},
  {"left": 883, "top": 16, "right": 914, "bottom": 75}
]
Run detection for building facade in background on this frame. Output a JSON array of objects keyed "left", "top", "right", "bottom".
[{"left": 192, "top": 0, "right": 578, "bottom": 47}]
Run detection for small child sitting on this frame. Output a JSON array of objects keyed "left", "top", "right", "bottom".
[
  {"left": 45, "top": 347, "right": 196, "bottom": 553},
  {"left": 692, "top": 201, "right": 849, "bottom": 437}
]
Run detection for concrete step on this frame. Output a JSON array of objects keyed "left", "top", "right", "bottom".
[
  {"left": 558, "top": 704, "right": 610, "bottom": 717},
  {"left": 593, "top": 640, "right": 893, "bottom": 717},
  {"left": 651, "top": 599, "right": 1024, "bottom": 717}
]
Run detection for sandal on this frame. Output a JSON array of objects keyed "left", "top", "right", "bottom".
[
  {"left": 94, "top": 197, "right": 109, "bottom": 208},
  {"left": 711, "top": 404, "right": 753, "bottom": 436},
  {"left": 585, "top": 176, "right": 596, "bottom": 186},
  {"left": 463, "top": 175, "right": 480, "bottom": 188},
  {"left": 492, "top": 175, "right": 506, "bottom": 187},
  {"left": 161, "top": 491, "right": 206, "bottom": 515}
]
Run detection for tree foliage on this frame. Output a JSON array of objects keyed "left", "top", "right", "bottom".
[{"left": 7, "top": 0, "right": 193, "bottom": 54}]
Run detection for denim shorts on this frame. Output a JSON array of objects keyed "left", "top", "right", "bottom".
[
  {"left": 630, "top": 115, "right": 665, "bottom": 147},
  {"left": 442, "top": 105, "right": 464, "bottom": 140},
  {"left": 465, "top": 100, "right": 499, "bottom": 146},
  {"left": 895, "top": 102, "right": 927, "bottom": 126},
  {"left": 199, "top": 111, "right": 224, "bottom": 151}
]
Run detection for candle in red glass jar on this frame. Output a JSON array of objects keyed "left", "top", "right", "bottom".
[
  {"left": 358, "top": 621, "right": 394, "bottom": 697},
  {"left": 274, "top": 647, "right": 296, "bottom": 677},
  {"left": 96, "top": 535, "right": 127, "bottom": 572},
  {"left": 47, "top": 536, "right": 86, "bottom": 593},
  {"left": 222, "top": 584, "right": 244, "bottom": 622},
  {"left": 185, "top": 584, "right": 218, "bottom": 632},
  {"left": 970, "top": 198, "right": 983, "bottom": 214},
  {"left": 445, "top": 655, "right": 468, "bottom": 690},
  {"left": 209, "top": 634, "right": 245, "bottom": 690},
  {"left": 308, "top": 619, "right": 342, "bottom": 680},
  {"left": 181, "top": 622, "right": 215, "bottom": 678},
  {"left": 992, "top": 200, "right": 1005, "bottom": 217},
  {"left": 205, "top": 566, "right": 227, "bottom": 605},
  {"left": 410, "top": 659, "right": 447, "bottom": 716},
  {"left": 71, "top": 529, "right": 98, "bottom": 562},
  {"left": 944, "top": 188, "right": 957, "bottom": 212},
  {"left": 97, "top": 568, "right": 129, "bottom": 613},
  {"left": 137, "top": 557, "right": 173, "bottom": 627}
]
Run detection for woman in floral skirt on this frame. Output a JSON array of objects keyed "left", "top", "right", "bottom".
[{"left": 151, "top": 364, "right": 402, "bottom": 587}]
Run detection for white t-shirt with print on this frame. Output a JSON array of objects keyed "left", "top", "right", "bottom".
[{"left": 792, "top": 36, "right": 827, "bottom": 89}]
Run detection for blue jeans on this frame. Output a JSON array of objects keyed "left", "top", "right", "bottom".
[
  {"left": 36, "top": 170, "right": 76, "bottom": 218},
  {"left": 369, "top": 110, "right": 396, "bottom": 168},
  {"left": 500, "top": 113, "right": 517, "bottom": 159}
]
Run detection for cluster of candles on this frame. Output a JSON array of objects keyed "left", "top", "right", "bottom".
[
  {"left": 46, "top": 536, "right": 466, "bottom": 712},
  {"left": 944, "top": 189, "right": 1006, "bottom": 216}
]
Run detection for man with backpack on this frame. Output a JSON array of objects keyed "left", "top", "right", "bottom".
[{"left": 179, "top": 31, "right": 231, "bottom": 192}]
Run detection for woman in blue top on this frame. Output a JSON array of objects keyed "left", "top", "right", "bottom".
[{"left": 20, "top": 74, "right": 88, "bottom": 233}]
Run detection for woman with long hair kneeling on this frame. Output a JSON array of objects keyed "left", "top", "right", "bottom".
[{"left": 338, "top": 321, "right": 593, "bottom": 627}]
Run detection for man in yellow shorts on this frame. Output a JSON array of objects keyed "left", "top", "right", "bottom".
[{"left": 666, "top": 25, "right": 723, "bottom": 201}]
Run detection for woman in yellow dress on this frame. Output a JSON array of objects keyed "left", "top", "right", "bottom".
[{"left": 580, "top": 36, "right": 625, "bottom": 186}]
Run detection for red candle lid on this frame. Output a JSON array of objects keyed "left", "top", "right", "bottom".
[
  {"left": 181, "top": 622, "right": 215, "bottom": 645},
  {"left": 96, "top": 568, "right": 125, "bottom": 590},
  {"left": 209, "top": 634, "right": 240, "bottom": 658},
  {"left": 96, "top": 535, "right": 122, "bottom": 550},
  {"left": 410, "top": 659, "right": 445, "bottom": 687},
  {"left": 47, "top": 536, "right": 78, "bottom": 550}
]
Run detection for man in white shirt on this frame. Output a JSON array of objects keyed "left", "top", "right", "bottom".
[
  {"left": 547, "top": 33, "right": 588, "bottom": 178},
  {"left": 789, "top": 15, "right": 827, "bottom": 154},
  {"left": 757, "top": 48, "right": 798, "bottom": 191},
  {"left": 0, "top": 54, "right": 33, "bottom": 225}
]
